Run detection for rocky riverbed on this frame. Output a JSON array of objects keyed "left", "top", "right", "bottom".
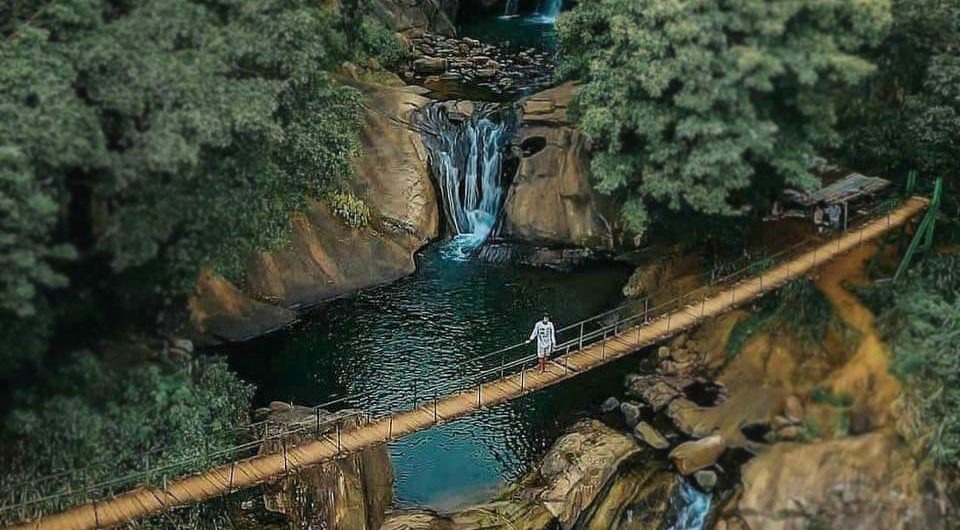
[{"left": 404, "top": 31, "right": 555, "bottom": 99}]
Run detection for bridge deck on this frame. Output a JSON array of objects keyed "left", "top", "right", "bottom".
[{"left": 7, "top": 197, "right": 929, "bottom": 530}]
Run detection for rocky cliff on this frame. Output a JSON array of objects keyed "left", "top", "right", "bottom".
[
  {"left": 499, "top": 83, "right": 617, "bottom": 250},
  {"left": 189, "top": 84, "right": 438, "bottom": 342},
  {"left": 256, "top": 402, "right": 394, "bottom": 530}
]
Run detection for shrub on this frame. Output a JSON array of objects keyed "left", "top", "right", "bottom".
[
  {"left": 327, "top": 191, "right": 372, "bottom": 228},
  {"left": 866, "top": 253, "right": 960, "bottom": 465},
  {"left": 359, "top": 20, "right": 410, "bottom": 71}
]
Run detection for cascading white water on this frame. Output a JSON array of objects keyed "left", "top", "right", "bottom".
[
  {"left": 502, "top": 0, "right": 520, "bottom": 17},
  {"left": 418, "top": 103, "right": 516, "bottom": 259},
  {"left": 532, "top": 0, "right": 562, "bottom": 22},
  {"left": 664, "top": 480, "right": 712, "bottom": 530}
]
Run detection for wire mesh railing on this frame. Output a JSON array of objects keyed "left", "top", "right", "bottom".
[{"left": 0, "top": 197, "right": 918, "bottom": 527}]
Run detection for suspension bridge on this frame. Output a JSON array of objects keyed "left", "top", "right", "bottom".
[{"left": 2, "top": 196, "right": 932, "bottom": 530}]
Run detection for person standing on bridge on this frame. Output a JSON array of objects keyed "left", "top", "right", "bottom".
[{"left": 527, "top": 315, "right": 556, "bottom": 373}]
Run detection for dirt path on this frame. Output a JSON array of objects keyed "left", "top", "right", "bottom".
[{"left": 816, "top": 244, "right": 900, "bottom": 430}]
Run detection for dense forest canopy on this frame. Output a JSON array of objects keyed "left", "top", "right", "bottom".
[
  {"left": 0, "top": 0, "right": 403, "bottom": 524},
  {"left": 557, "top": 0, "right": 957, "bottom": 238}
]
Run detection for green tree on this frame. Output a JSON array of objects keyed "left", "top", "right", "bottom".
[
  {"left": 557, "top": 0, "right": 892, "bottom": 237},
  {"left": 1, "top": 353, "right": 253, "bottom": 520},
  {"left": 838, "top": 0, "right": 960, "bottom": 183},
  {"left": 863, "top": 254, "right": 960, "bottom": 464},
  {"left": 0, "top": 0, "right": 376, "bottom": 368}
]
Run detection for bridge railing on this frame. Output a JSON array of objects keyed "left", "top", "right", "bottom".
[{"left": 0, "top": 198, "right": 907, "bottom": 526}]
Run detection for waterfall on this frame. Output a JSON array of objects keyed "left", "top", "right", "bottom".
[
  {"left": 417, "top": 103, "right": 516, "bottom": 260},
  {"left": 503, "top": 0, "right": 520, "bottom": 17},
  {"left": 663, "top": 480, "right": 712, "bottom": 530},
  {"left": 532, "top": 0, "right": 562, "bottom": 22}
]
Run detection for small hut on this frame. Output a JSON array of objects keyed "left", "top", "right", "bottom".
[{"left": 774, "top": 167, "right": 891, "bottom": 232}]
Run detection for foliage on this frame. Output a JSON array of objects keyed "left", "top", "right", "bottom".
[
  {"left": 359, "top": 19, "right": 411, "bottom": 71},
  {"left": 838, "top": 0, "right": 960, "bottom": 184},
  {"left": 0, "top": 147, "right": 75, "bottom": 318},
  {"left": 725, "top": 306, "right": 776, "bottom": 362},
  {"left": 327, "top": 190, "right": 373, "bottom": 228},
  {"left": 557, "top": 0, "right": 891, "bottom": 238},
  {"left": 811, "top": 386, "right": 854, "bottom": 408},
  {"left": 0, "top": 0, "right": 365, "bottom": 337},
  {"left": 866, "top": 253, "right": 960, "bottom": 464},
  {"left": 1, "top": 354, "right": 253, "bottom": 515},
  {"left": 725, "top": 279, "right": 834, "bottom": 359}
]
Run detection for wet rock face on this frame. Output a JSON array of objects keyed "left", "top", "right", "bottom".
[
  {"left": 189, "top": 84, "right": 439, "bottom": 343},
  {"left": 366, "top": 0, "right": 459, "bottom": 35},
  {"left": 499, "top": 83, "right": 618, "bottom": 251},
  {"left": 405, "top": 32, "right": 555, "bottom": 98},
  {"left": 257, "top": 403, "right": 394, "bottom": 530}
]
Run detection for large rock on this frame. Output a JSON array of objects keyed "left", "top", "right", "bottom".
[
  {"left": 633, "top": 422, "right": 670, "bottom": 450},
  {"left": 625, "top": 374, "right": 695, "bottom": 412},
  {"left": 577, "top": 462, "right": 680, "bottom": 530},
  {"left": 522, "top": 420, "right": 641, "bottom": 529},
  {"left": 669, "top": 435, "right": 726, "bottom": 475},
  {"left": 188, "top": 268, "right": 296, "bottom": 342},
  {"left": 257, "top": 403, "right": 394, "bottom": 530},
  {"left": 500, "top": 83, "right": 617, "bottom": 249},
  {"left": 344, "top": 0, "right": 458, "bottom": 35},
  {"left": 738, "top": 431, "right": 936, "bottom": 530},
  {"left": 190, "top": 84, "right": 438, "bottom": 342}
]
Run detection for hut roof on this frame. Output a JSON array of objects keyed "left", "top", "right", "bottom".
[{"left": 783, "top": 173, "right": 890, "bottom": 207}]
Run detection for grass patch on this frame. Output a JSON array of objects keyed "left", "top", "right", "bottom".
[
  {"left": 810, "top": 386, "right": 854, "bottom": 408},
  {"left": 724, "top": 278, "right": 836, "bottom": 361}
]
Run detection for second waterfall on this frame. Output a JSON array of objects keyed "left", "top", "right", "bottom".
[{"left": 418, "top": 102, "right": 517, "bottom": 259}]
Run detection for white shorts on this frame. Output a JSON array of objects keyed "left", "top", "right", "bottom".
[{"left": 537, "top": 344, "right": 552, "bottom": 358}]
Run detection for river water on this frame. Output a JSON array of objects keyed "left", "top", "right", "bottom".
[{"left": 229, "top": 244, "right": 633, "bottom": 508}]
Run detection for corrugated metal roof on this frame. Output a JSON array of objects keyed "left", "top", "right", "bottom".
[{"left": 783, "top": 173, "right": 890, "bottom": 207}]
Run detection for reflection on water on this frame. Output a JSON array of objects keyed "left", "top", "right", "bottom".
[{"left": 228, "top": 243, "right": 634, "bottom": 508}]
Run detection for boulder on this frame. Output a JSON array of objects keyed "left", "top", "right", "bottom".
[
  {"left": 666, "top": 398, "right": 708, "bottom": 437},
  {"left": 633, "top": 422, "right": 670, "bottom": 450},
  {"left": 625, "top": 374, "right": 694, "bottom": 412},
  {"left": 784, "top": 395, "right": 805, "bottom": 423},
  {"left": 669, "top": 435, "right": 726, "bottom": 475},
  {"left": 525, "top": 420, "right": 641, "bottom": 529},
  {"left": 619, "top": 401, "right": 643, "bottom": 427},
  {"left": 776, "top": 425, "right": 804, "bottom": 441},
  {"left": 694, "top": 469, "right": 718, "bottom": 491},
  {"left": 600, "top": 396, "right": 620, "bottom": 413},
  {"left": 657, "top": 346, "right": 672, "bottom": 361},
  {"left": 739, "top": 431, "right": 935, "bottom": 530},
  {"left": 500, "top": 83, "right": 617, "bottom": 249},
  {"left": 413, "top": 57, "right": 447, "bottom": 74},
  {"left": 578, "top": 463, "right": 680, "bottom": 530}
]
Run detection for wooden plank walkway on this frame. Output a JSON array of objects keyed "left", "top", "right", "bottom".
[{"left": 5, "top": 197, "right": 929, "bottom": 530}]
